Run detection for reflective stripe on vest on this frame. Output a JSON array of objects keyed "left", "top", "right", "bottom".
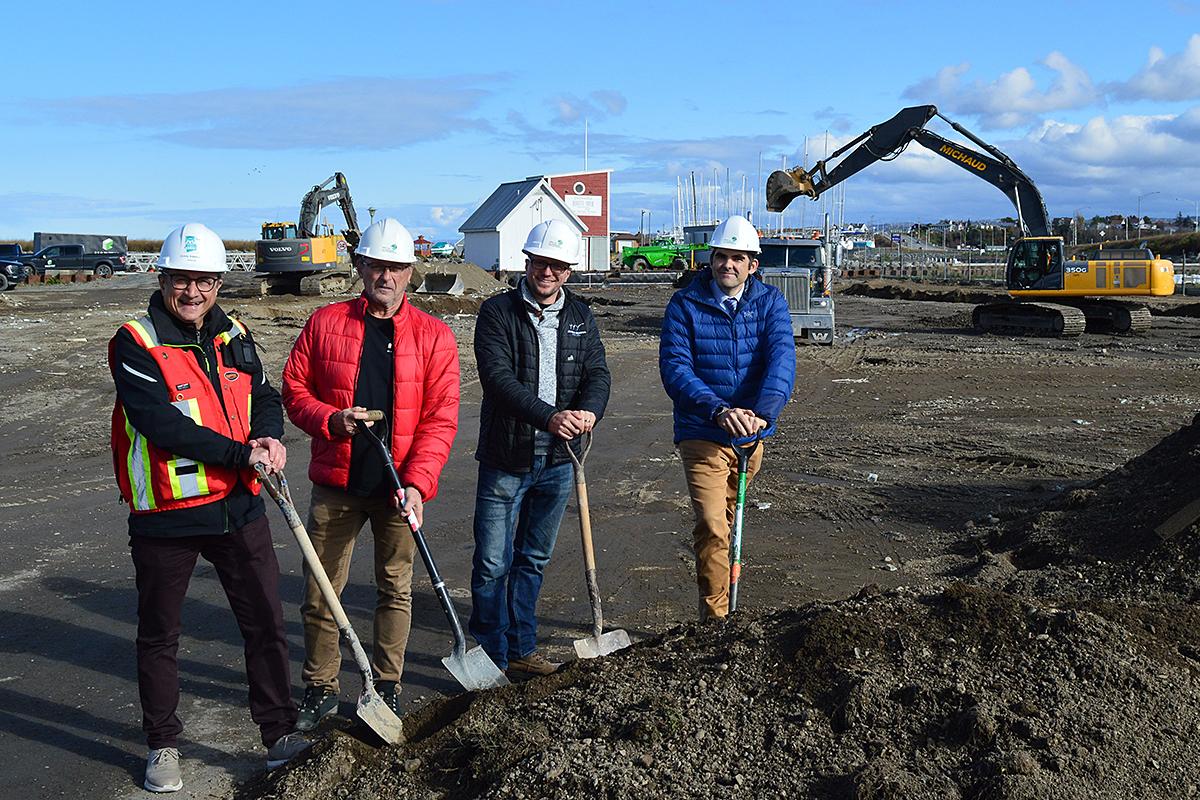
[{"left": 111, "top": 313, "right": 257, "bottom": 513}]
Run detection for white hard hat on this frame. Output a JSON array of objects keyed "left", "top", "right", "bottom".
[
  {"left": 356, "top": 218, "right": 416, "bottom": 264},
  {"left": 710, "top": 215, "right": 760, "bottom": 254},
  {"left": 156, "top": 223, "right": 227, "bottom": 273},
  {"left": 522, "top": 219, "right": 580, "bottom": 266}
]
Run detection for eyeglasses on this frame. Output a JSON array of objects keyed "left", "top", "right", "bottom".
[
  {"left": 527, "top": 259, "right": 571, "bottom": 276},
  {"left": 164, "top": 273, "right": 219, "bottom": 291}
]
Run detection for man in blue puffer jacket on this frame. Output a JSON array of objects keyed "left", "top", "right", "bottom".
[{"left": 659, "top": 215, "right": 796, "bottom": 620}]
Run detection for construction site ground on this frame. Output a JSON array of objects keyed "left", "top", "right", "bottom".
[{"left": 2, "top": 273, "right": 1200, "bottom": 798}]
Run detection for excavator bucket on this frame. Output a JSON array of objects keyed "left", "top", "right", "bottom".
[
  {"left": 417, "top": 272, "right": 465, "bottom": 295},
  {"left": 766, "top": 167, "right": 818, "bottom": 213}
]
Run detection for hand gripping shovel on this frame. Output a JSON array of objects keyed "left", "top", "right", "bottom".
[
  {"left": 563, "top": 432, "right": 632, "bottom": 659},
  {"left": 355, "top": 416, "right": 509, "bottom": 692},
  {"left": 728, "top": 433, "right": 762, "bottom": 614},
  {"left": 255, "top": 464, "right": 404, "bottom": 745}
]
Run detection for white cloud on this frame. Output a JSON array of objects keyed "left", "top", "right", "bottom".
[
  {"left": 904, "top": 52, "right": 1099, "bottom": 128},
  {"left": 430, "top": 206, "right": 467, "bottom": 225},
  {"left": 549, "top": 90, "right": 628, "bottom": 124},
  {"left": 1027, "top": 114, "right": 1190, "bottom": 167},
  {"left": 1113, "top": 34, "right": 1200, "bottom": 100},
  {"left": 39, "top": 77, "right": 496, "bottom": 150},
  {"left": 590, "top": 90, "right": 628, "bottom": 116}
]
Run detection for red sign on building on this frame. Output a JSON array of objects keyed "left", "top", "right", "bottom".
[{"left": 545, "top": 170, "right": 611, "bottom": 238}]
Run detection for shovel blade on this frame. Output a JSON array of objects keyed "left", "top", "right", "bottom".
[
  {"left": 356, "top": 687, "right": 404, "bottom": 745},
  {"left": 442, "top": 645, "right": 509, "bottom": 691},
  {"left": 573, "top": 628, "right": 632, "bottom": 659}
]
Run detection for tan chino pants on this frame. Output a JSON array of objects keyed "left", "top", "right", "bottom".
[
  {"left": 679, "top": 439, "right": 764, "bottom": 620},
  {"left": 300, "top": 483, "right": 417, "bottom": 692}
]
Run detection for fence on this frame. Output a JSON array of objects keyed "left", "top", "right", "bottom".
[
  {"left": 842, "top": 251, "right": 1006, "bottom": 284},
  {"left": 126, "top": 252, "right": 257, "bottom": 272}
]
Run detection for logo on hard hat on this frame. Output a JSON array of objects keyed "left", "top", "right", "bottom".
[
  {"left": 184, "top": 235, "right": 198, "bottom": 253},
  {"left": 552, "top": 239, "right": 563, "bottom": 247},
  {"left": 387, "top": 243, "right": 398, "bottom": 252},
  {"left": 730, "top": 235, "right": 738, "bottom": 243}
]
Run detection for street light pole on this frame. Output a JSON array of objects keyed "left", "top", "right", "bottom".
[{"left": 1137, "top": 191, "right": 1161, "bottom": 239}]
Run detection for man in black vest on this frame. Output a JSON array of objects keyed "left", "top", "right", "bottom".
[{"left": 469, "top": 220, "right": 611, "bottom": 680}]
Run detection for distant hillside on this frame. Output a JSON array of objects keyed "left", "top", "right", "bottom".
[{"left": 1069, "top": 232, "right": 1200, "bottom": 259}]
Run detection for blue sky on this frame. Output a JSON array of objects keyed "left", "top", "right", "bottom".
[{"left": 5, "top": 0, "right": 1200, "bottom": 242}]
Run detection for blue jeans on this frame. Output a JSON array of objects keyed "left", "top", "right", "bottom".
[{"left": 469, "top": 456, "right": 573, "bottom": 668}]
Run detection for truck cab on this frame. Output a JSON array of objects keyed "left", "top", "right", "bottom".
[{"left": 756, "top": 237, "right": 837, "bottom": 345}]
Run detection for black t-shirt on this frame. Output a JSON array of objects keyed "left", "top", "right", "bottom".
[{"left": 346, "top": 313, "right": 395, "bottom": 497}]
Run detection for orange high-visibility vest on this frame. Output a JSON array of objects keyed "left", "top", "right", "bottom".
[{"left": 110, "top": 314, "right": 260, "bottom": 514}]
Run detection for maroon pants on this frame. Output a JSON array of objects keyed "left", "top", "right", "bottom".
[{"left": 130, "top": 514, "right": 297, "bottom": 749}]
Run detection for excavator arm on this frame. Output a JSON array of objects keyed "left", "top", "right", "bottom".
[
  {"left": 766, "top": 105, "right": 1050, "bottom": 237},
  {"left": 297, "top": 172, "right": 363, "bottom": 248}
]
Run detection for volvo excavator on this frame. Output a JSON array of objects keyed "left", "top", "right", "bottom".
[
  {"left": 255, "top": 172, "right": 362, "bottom": 295},
  {"left": 766, "top": 105, "right": 1175, "bottom": 336}
]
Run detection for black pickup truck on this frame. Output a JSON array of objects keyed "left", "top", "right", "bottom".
[
  {"left": 20, "top": 244, "right": 128, "bottom": 278},
  {"left": 0, "top": 244, "right": 27, "bottom": 290}
]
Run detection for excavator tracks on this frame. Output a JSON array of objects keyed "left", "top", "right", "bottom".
[
  {"left": 1066, "top": 300, "right": 1152, "bottom": 335},
  {"left": 972, "top": 301, "right": 1087, "bottom": 338}
]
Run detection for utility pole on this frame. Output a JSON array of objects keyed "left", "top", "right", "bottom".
[{"left": 1137, "top": 191, "right": 1160, "bottom": 239}]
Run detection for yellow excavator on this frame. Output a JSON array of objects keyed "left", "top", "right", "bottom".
[
  {"left": 255, "top": 173, "right": 362, "bottom": 295},
  {"left": 766, "top": 105, "right": 1175, "bottom": 336}
]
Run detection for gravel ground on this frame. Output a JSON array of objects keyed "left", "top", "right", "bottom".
[{"left": 235, "top": 281, "right": 1200, "bottom": 800}]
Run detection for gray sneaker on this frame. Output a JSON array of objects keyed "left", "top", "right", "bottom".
[
  {"left": 144, "top": 747, "right": 183, "bottom": 793},
  {"left": 296, "top": 686, "right": 338, "bottom": 731},
  {"left": 266, "top": 731, "right": 311, "bottom": 770}
]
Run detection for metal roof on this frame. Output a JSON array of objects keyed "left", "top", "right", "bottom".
[{"left": 459, "top": 178, "right": 543, "bottom": 233}]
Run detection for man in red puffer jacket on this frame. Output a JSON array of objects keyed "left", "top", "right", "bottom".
[{"left": 282, "top": 218, "right": 460, "bottom": 727}]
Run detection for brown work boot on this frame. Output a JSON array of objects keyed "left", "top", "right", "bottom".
[{"left": 506, "top": 651, "right": 561, "bottom": 680}]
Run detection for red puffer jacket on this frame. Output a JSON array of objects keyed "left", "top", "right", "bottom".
[{"left": 283, "top": 296, "right": 460, "bottom": 501}]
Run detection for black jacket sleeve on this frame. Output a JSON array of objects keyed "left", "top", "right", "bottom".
[
  {"left": 242, "top": 331, "right": 284, "bottom": 441},
  {"left": 572, "top": 305, "right": 611, "bottom": 419},
  {"left": 475, "top": 298, "right": 558, "bottom": 430},
  {"left": 111, "top": 328, "right": 252, "bottom": 468}
]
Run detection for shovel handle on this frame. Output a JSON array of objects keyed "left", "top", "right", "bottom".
[
  {"left": 256, "top": 465, "right": 378, "bottom": 686},
  {"left": 568, "top": 432, "right": 606, "bottom": 637},
  {"left": 362, "top": 409, "right": 384, "bottom": 421},
  {"left": 562, "top": 430, "right": 592, "bottom": 476},
  {"left": 731, "top": 432, "right": 762, "bottom": 470},
  {"left": 355, "top": 418, "right": 472, "bottom": 659}
]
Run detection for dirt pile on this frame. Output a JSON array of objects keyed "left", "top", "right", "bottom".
[
  {"left": 231, "top": 306, "right": 1200, "bottom": 800},
  {"left": 412, "top": 260, "right": 505, "bottom": 297},
  {"left": 243, "top": 584, "right": 1200, "bottom": 800},
  {"left": 840, "top": 282, "right": 1002, "bottom": 305},
  {"left": 978, "top": 413, "right": 1200, "bottom": 599}
]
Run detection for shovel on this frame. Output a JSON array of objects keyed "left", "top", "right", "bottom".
[
  {"left": 254, "top": 463, "right": 404, "bottom": 745},
  {"left": 355, "top": 415, "right": 509, "bottom": 692},
  {"left": 728, "top": 433, "right": 762, "bottom": 614},
  {"left": 563, "top": 432, "right": 632, "bottom": 659}
]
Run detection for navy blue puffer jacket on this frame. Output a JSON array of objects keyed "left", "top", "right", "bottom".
[{"left": 659, "top": 272, "right": 796, "bottom": 444}]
